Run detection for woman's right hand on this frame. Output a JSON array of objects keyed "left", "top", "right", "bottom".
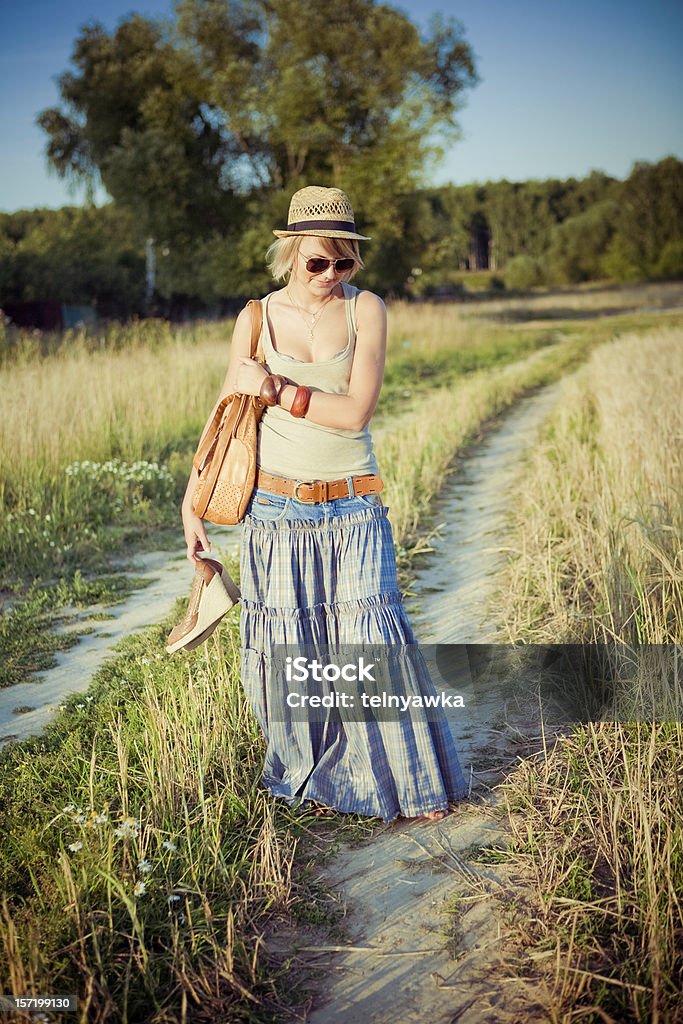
[{"left": 182, "top": 506, "right": 211, "bottom": 562}]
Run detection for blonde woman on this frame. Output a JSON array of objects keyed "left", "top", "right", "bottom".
[{"left": 180, "top": 186, "right": 466, "bottom": 821}]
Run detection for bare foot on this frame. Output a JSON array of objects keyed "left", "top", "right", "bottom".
[
  {"left": 402, "top": 808, "right": 449, "bottom": 823},
  {"left": 419, "top": 809, "right": 449, "bottom": 822}
]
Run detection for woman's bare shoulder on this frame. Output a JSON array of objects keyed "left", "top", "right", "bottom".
[
  {"left": 354, "top": 288, "right": 386, "bottom": 324},
  {"left": 231, "top": 300, "right": 263, "bottom": 353},
  {"left": 353, "top": 286, "right": 384, "bottom": 307}
]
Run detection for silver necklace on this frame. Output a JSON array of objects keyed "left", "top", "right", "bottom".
[{"left": 287, "top": 287, "right": 334, "bottom": 342}]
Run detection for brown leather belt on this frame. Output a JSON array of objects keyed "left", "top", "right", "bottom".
[{"left": 256, "top": 470, "right": 383, "bottom": 504}]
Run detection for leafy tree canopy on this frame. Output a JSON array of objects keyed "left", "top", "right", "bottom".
[{"left": 38, "top": 0, "right": 477, "bottom": 279}]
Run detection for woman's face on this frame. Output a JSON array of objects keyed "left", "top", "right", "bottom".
[{"left": 292, "top": 237, "right": 353, "bottom": 295}]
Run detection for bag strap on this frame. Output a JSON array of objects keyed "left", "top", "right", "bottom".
[
  {"left": 192, "top": 300, "right": 264, "bottom": 477},
  {"left": 247, "top": 298, "right": 264, "bottom": 363}
]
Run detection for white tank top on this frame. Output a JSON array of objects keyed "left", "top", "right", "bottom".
[{"left": 257, "top": 282, "right": 379, "bottom": 481}]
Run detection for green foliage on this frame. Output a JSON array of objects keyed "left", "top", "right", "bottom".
[
  {"left": 655, "top": 238, "right": 683, "bottom": 279},
  {"left": 37, "top": 0, "right": 477, "bottom": 295},
  {"left": 503, "top": 254, "right": 545, "bottom": 290},
  {"left": 606, "top": 157, "right": 683, "bottom": 281},
  {"left": 0, "top": 205, "right": 145, "bottom": 315},
  {"left": 545, "top": 199, "right": 620, "bottom": 284}
]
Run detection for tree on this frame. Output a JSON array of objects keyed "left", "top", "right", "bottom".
[
  {"left": 603, "top": 157, "right": 683, "bottom": 280},
  {"left": 546, "top": 199, "right": 620, "bottom": 284},
  {"left": 38, "top": 1, "right": 477, "bottom": 293},
  {"left": 0, "top": 206, "right": 145, "bottom": 316},
  {"left": 37, "top": 14, "right": 246, "bottom": 248}
]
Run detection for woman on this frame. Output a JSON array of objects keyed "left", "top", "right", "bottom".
[{"left": 180, "top": 185, "right": 466, "bottom": 822}]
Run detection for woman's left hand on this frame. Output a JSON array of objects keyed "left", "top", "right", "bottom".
[{"left": 232, "top": 358, "right": 269, "bottom": 396}]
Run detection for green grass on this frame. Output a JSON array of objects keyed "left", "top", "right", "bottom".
[{"left": 0, "top": 572, "right": 150, "bottom": 688}]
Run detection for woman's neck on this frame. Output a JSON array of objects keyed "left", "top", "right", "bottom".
[{"left": 286, "top": 278, "right": 342, "bottom": 311}]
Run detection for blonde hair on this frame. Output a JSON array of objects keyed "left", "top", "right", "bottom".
[{"left": 266, "top": 235, "right": 364, "bottom": 282}]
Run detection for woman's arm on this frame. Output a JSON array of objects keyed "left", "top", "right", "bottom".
[
  {"left": 234, "top": 291, "right": 387, "bottom": 432},
  {"left": 180, "top": 305, "right": 255, "bottom": 560}
]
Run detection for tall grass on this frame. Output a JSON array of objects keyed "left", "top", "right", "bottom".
[
  {"left": 0, "top": 613, "right": 308, "bottom": 1023},
  {"left": 0, "top": 323, "right": 233, "bottom": 584},
  {"left": 505, "top": 718, "right": 683, "bottom": 1023},
  {"left": 499, "top": 327, "right": 683, "bottom": 646},
  {"left": 497, "top": 326, "right": 683, "bottom": 1021},
  {"left": 0, "top": 335, "right": 228, "bottom": 499}
]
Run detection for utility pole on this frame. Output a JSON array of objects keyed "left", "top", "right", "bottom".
[{"left": 145, "top": 237, "right": 155, "bottom": 313}]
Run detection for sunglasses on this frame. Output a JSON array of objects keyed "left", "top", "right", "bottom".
[{"left": 301, "top": 254, "right": 356, "bottom": 274}]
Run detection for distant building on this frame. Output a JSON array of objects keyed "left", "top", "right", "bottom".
[{"left": 2, "top": 301, "right": 97, "bottom": 331}]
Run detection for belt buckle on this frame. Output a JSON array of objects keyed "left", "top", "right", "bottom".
[{"left": 295, "top": 480, "right": 317, "bottom": 502}]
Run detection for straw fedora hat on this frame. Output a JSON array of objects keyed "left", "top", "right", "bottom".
[{"left": 273, "top": 185, "right": 371, "bottom": 240}]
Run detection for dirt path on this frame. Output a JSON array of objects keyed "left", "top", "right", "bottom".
[
  {"left": 0, "top": 528, "right": 241, "bottom": 746},
  {"left": 301, "top": 383, "right": 568, "bottom": 1024}
]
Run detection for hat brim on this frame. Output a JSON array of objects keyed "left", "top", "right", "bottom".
[{"left": 273, "top": 228, "right": 371, "bottom": 241}]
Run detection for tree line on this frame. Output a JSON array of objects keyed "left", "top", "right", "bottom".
[{"left": 2, "top": 157, "right": 681, "bottom": 318}]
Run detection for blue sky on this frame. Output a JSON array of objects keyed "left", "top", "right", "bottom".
[{"left": 1, "top": 0, "right": 681, "bottom": 212}]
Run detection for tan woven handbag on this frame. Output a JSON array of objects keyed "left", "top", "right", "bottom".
[{"left": 191, "top": 300, "right": 266, "bottom": 525}]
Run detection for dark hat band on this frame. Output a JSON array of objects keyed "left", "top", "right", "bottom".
[{"left": 287, "top": 218, "right": 356, "bottom": 232}]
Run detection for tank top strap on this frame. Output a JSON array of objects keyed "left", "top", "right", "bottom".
[
  {"left": 259, "top": 293, "right": 274, "bottom": 354},
  {"left": 341, "top": 282, "right": 359, "bottom": 343}
]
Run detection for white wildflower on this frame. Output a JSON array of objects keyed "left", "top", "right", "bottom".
[{"left": 114, "top": 816, "right": 140, "bottom": 839}]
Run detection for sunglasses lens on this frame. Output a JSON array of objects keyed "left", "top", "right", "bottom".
[
  {"left": 305, "top": 257, "right": 356, "bottom": 274},
  {"left": 306, "top": 258, "right": 331, "bottom": 273}
]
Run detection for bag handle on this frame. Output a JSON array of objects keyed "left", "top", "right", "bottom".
[
  {"left": 247, "top": 298, "right": 264, "bottom": 363},
  {"left": 192, "top": 300, "right": 264, "bottom": 476}
]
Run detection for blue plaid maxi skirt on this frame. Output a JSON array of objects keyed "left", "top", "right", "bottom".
[{"left": 239, "top": 485, "right": 467, "bottom": 820}]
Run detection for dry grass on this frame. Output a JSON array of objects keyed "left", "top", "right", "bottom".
[
  {"left": 474, "top": 280, "right": 683, "bottom": 318},
  {"left": 386, "top": 298, "right": 492, "bottom": 354},
  {"left": 0, "top": 334, "right": 228, "bottom": 500},
  {"left": 504, "top": 717, "right": 683, "bottom": 1023},
  {"left": 496, "top": 325, "right": 683, "bottom": 1021},
  {"left": 498, "top": 327, "right": 683, "bottom": 646}
]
